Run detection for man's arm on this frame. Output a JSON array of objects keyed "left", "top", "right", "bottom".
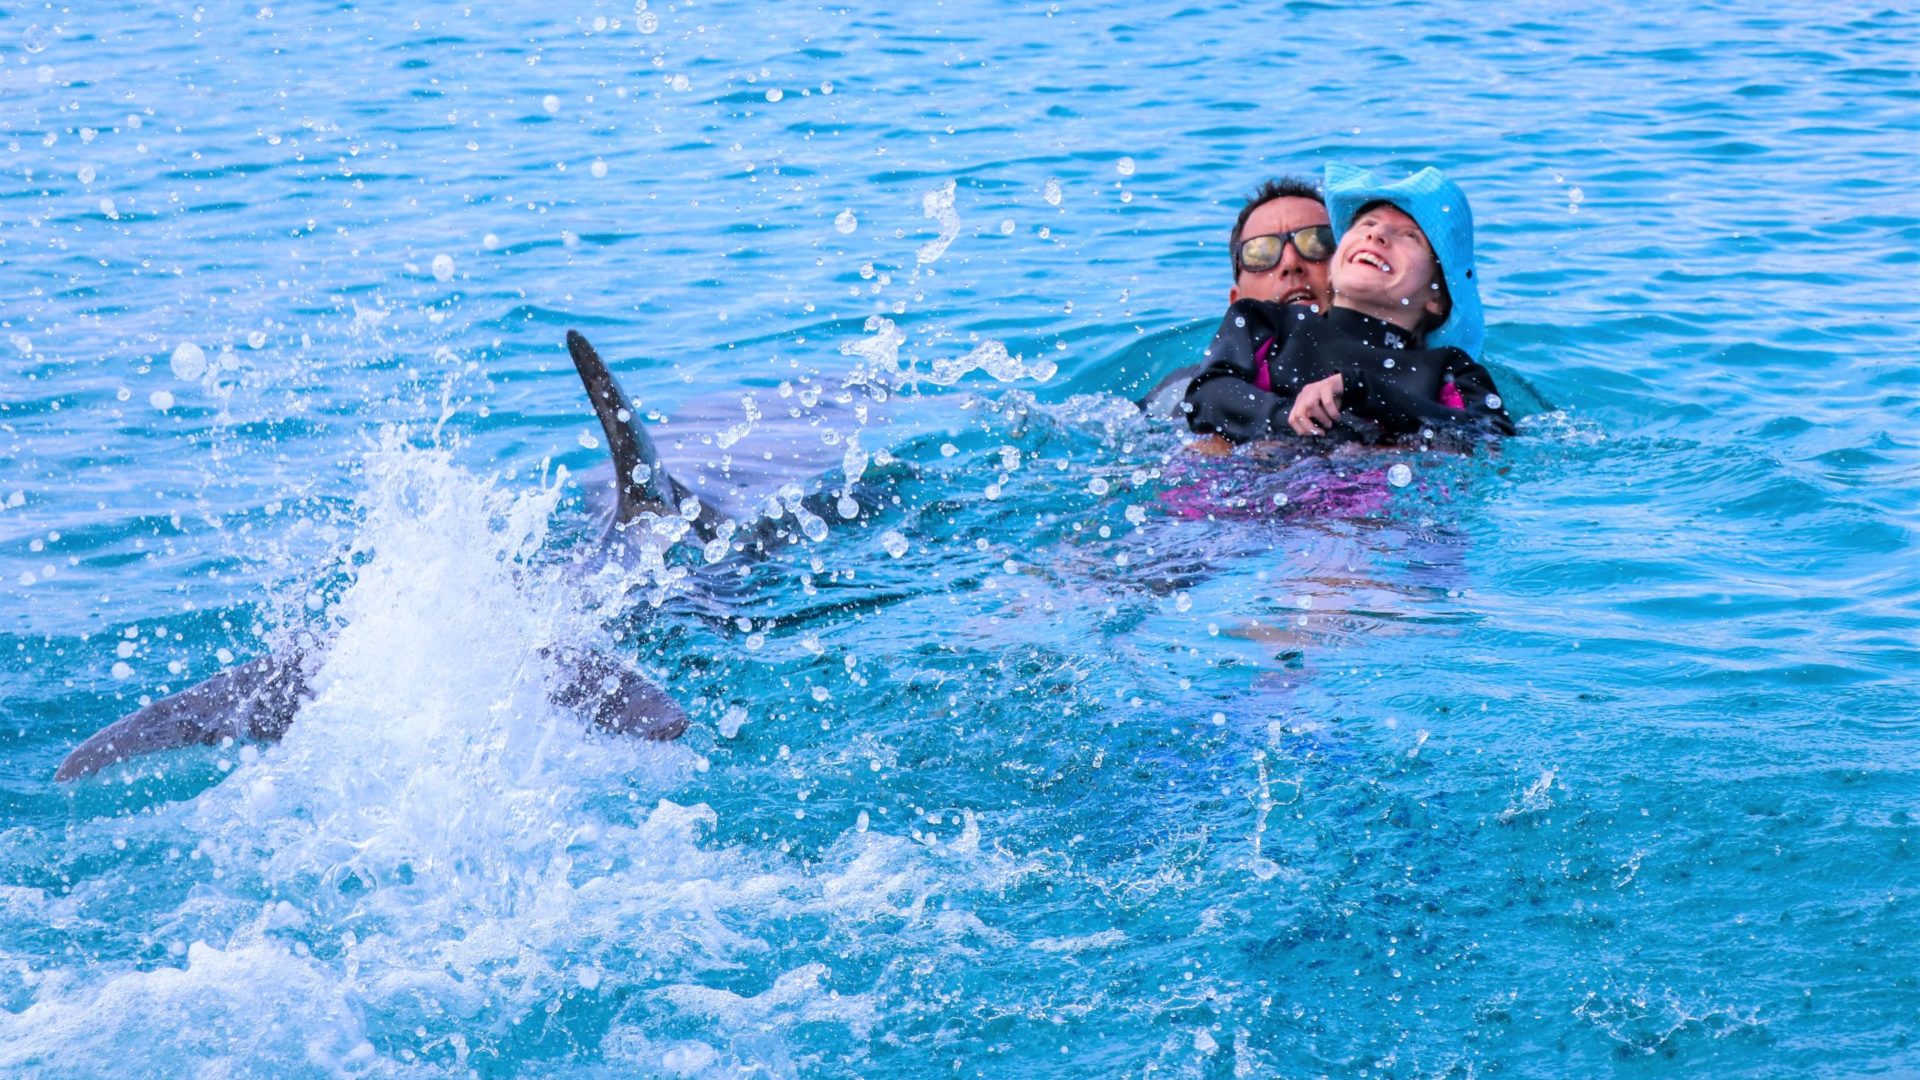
[
  {"left": 1338, "top": 349, "right": 1516, "bottom": 438},
  {"left": 1183, "top": 300, "right": 1298, "bottom": 443}
]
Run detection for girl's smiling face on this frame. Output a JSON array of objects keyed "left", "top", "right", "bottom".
[{"left": 1329, "top": 202, "right": 1448, "bottom": 331}]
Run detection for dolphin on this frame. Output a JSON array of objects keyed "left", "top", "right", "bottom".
[{"left": 56, "top": 333, "right": 703, "bottom": 782}]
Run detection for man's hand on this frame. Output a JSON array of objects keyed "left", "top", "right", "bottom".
[{"left": 1288, "top": 373, "right": 1344, "bottom": 435}]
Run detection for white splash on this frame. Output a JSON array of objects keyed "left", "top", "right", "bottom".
[
  {"left": 839, "top": 315, "right": 907, "bottom": 386},
  {"left": 714, "top": 393, "right": 762, "bottom": 449},
  {"left": 926, "top": 340, "right": 1057, "bottom": 387},
  {"left": 5, "top": 438, "right": 1025, "bottom": 1073},
  {"left": 915, "top": 179, "right": 960, "bottom": 266}
]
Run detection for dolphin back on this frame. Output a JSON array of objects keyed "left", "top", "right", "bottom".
[{"left": 566, "top": 330, "right": 684, "bottom": 524}]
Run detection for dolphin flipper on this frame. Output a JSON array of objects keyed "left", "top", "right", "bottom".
[
  {"left": 545, "top": 647, "right": 688, "bottom": 740},
  {"left": 55, "top": 653, "right": 312, "bottom": 782},
  {"left": 55, "top": 645, "right": 684, "bottom": 782}
]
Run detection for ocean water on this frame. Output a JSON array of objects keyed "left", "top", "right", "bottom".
[{"left": 2, "top": 0, "right": 1917, "bottom": 1075}]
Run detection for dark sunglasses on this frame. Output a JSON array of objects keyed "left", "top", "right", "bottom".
[{"left": 1234, "top": 225, "right": 1337, "bottom": 273}]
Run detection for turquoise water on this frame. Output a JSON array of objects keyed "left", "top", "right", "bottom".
[{"left": 3, "top": 0, "right": 1918, "bottom": 1074}]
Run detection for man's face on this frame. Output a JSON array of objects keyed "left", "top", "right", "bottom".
[{"left": 1230, "top": 196, "right": 1334, "bottom": 309}]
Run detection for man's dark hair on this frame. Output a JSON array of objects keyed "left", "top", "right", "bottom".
[{"left": 1228, "top": 176, "right": 1325, "bottom": 274}]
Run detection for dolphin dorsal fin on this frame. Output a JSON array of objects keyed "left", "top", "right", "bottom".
[{"left": 566, "top": 330, "right": 682, "bottom": 524}]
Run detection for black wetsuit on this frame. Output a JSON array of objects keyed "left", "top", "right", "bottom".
[{"left": 1182, "top": 301, "right": 1514, "bottom": 444}]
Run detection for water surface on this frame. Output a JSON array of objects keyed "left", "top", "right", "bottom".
[{"left": 1, "top": 1, "right": 1917, "bottom": 1074}]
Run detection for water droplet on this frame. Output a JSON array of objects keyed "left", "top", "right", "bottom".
[
  {"left": 636, "top": 11, "right": 659, "bottom": 32},
  {"left": 999, "top": 218, "right": 1015, "bottom": 235},
  {"left": 1042, "top": 178, "right": 1062, "bottom": 206},
  {"left": 1387, "top": 463, "right": 1413, "bottom": 488},
  {"left": 577, "top": 430, "right": 600, "bottom": 449},
  {"left": 1088, "top": 478, "right": 1110, "bottom": 495},
  {"left": 542, "top": 94, "right": 560, "bottom": 114},
  {"left": 834, "top": 209, "right": 858, "bottom": 234},
  {"left": 718, "top": 705, "right": 749, "bottom": 738},
  {"left": 1116, "top": 156, "right": 1136, "bottom": 176},
  {"left": 939, "top": 442, "right": 957, "bottom": 457},
  {"left": 590, "top": 160, "right": 608, "bottom": 179},
  {"left": 1383, "top": 356, "right": 1395, "bottom": 369},
  {"left": 670, "top": 73, "right": 691, "bottom": 93},
  {"left": 836, "top": 494, "right": 859, "bottom": 519},
  {"left": 23, "top": 25, "right": 49, "bottom": 54},
  {"left": 247, "top": 331, "right": 267, "bottom": 349},
  {"left": 431, "top": 254, "right": 455, "bottom": 281},
  {"left": 111, "top": 661, "right": 133, "bottom": 680},
  {"left": 149, "top": 390, "right": 174, "bottom": 411},
  {"left": 765, "top": 88, "right": 783, "bottom": 102},
  {"left": 99, "top": 198, "right": 119, "bottom": 219},
  {"left": 1175, "top": 592, "right": 1193, "bottom": 612},
  {"left": 77, "top": 164, "right": 95, "bottom": 184},
  {"left": 169, "top": 342, "right": 207, "bottom": 381},
  {"left": 880, "top": 530, "right": 909, "bottom": 558},
  {"left": 800, "top": 512, "right": 829, "bottom": 543},
  {"left": 1485, "top": 394, "right": 1502, "bottom": 410},
  {"left": 483, "top": 233, "right": 500, "bottom": 250}
]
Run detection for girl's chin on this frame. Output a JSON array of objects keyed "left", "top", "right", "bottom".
[{"left": 1332, "top": 289, "right": 1400, "bottom": 311}]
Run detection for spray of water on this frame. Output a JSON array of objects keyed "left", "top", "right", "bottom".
[{"left": 2, "top": 433, "right": 1014, "bottom": 1073}]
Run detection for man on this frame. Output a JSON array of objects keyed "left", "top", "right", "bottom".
[{"left": 1138, "top": 176, "right": 1335, "bottom": 416}]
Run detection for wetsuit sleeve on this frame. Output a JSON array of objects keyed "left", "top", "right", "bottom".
[
  {"left": 1340, "top": 349, "right": 1516, "bottom": 438},
  {"left": 1182, "top": 300, "right": 1295, "bottom": 443}
]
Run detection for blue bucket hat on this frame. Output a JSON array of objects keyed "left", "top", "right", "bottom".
[{"left": 1323, "top": 162, "right": 1484, "bottom": 359}]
